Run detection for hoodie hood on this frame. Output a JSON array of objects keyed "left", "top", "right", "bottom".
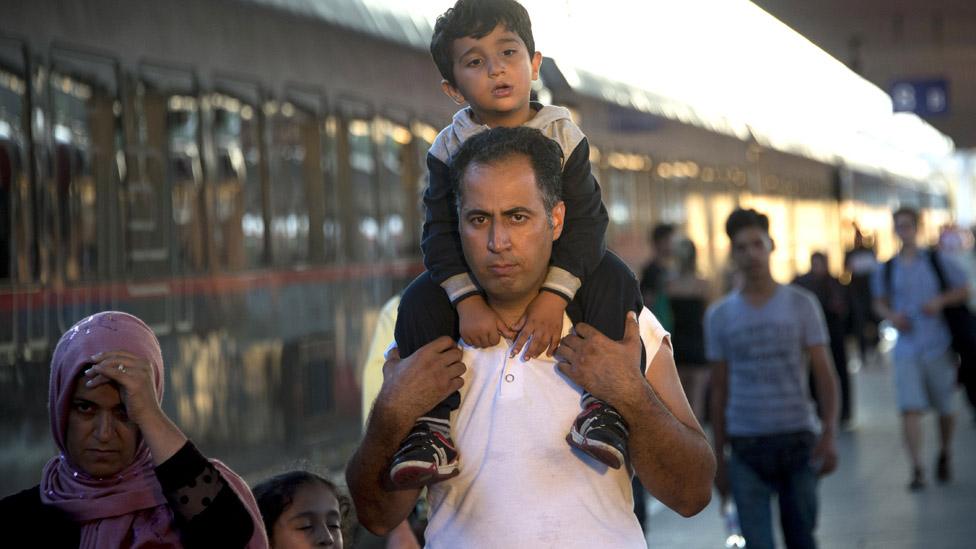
[{"left": 429, "top": 102, "right": 582, "bottom": 166}]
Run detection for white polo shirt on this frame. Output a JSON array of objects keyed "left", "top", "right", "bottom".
[{"left": 424, "top": 308, "right": 668, "bottom": 548}]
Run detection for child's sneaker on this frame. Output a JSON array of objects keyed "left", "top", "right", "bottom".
[
  {"left": 566, "top": 400, "right": 629, "bottom": 469},
  {"left": 389, "top": 423, "right": 460, "bottom": 489}
]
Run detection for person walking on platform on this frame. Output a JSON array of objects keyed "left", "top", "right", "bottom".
[
  {"left": 668, "top": 237, "right": 712, "bottom": 423},
  {"left": 794, "top": 251, "right": 853, "bottom": 427},
  {"left": 641, "top": 223, "right": 676, "bottom": 332},
  {"left": 872, "top": 206, "right": 971, "bottom": 490},
  {"left": 708, "top": 208, "right": 839, "bottom": 549},
  {"left": 845, "top": 227, "right": 880, "bottom": 368}
]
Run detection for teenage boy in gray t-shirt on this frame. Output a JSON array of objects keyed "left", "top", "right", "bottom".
[{"left": 707, "top": 208, "right": 839, "bottom": 549}]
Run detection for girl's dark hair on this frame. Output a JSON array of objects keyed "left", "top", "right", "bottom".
[
  {"left": 253, "top": 471, "right": 351, "bottom": 542},
  {"left": 430, "top": 0, "right": 535, "bottom": 86}
]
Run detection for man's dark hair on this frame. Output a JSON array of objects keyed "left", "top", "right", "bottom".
[
  {"left": 651, "top": 223, "right": 674, "bottom": 246},
  {"left": 725, "top": 208, "right": 770, "bottom": 240},
  {"left": 450, "top": 126, "right": 562, "bottom": 220},
  {"left": 893, "top": 206, "right": 920, "bottom": 226},
  {"left": 430, "top": 0, "right": 535, "bottom": 86}
]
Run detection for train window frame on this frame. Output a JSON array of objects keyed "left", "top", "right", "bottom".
[
  {"left": 208, "top": 73, "right": 267, "bottom": 271},
  {"left": 285, "top": 83, "right": 331, "bottom": 266},
  {"left": 334, "top": 94, "right": 378, "bottom": 264},
  {"left": 263, "top": 88, "right": 322, "bottom": 268},
  {"left": 374, "top": 104, "right": 415, "bottom": 262},
  {"left": 45, "top": 42, "right": 127, "bottom": 285}
]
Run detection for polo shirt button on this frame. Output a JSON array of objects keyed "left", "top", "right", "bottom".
[{"left": 505, "top": 373, "right": 515, "bottom": 382}]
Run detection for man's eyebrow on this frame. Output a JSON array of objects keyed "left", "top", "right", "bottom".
[
  {"left": 463, "top": 207, "right": 492, "bottom": 217},
  {"left": 502, "top": 207, "right": 532, "bottom": 216}
]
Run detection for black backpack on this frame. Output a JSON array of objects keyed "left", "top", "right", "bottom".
[{"left": 884, "top": 249, "right": 976, "bottom": 369}]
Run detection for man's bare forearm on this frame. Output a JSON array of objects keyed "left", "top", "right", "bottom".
[
  {"left": 618, "top": 381, "right": 714, "bottom": 517},
  {"left": 810, "top": 347, "right": 839, "bottom": 436},
  {"left": 940, "top": 287, "right": 970, "bottom": 308},
  {"left": 346, "top": 400, "right": 421, "bottom": 535},
  {"left": 709, "top": 366, "right": 728, "bottom": 461}
]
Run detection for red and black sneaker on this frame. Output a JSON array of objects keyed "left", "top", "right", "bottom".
[
  {"left": 566, "top": 400, "right": 630, "bottom": 469},
  {"left": 389, "top": 424, "right": 460, "bottom": 489}
]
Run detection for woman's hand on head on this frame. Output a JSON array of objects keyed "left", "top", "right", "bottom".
[
  {"left": 85, "top": 351, "right": 163, "bottom": 428},
  {"left": 85, "top": 350, "right": 188, "bottom": 465}
]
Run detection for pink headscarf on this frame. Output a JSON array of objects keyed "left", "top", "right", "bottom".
[{"left": 39, "top": 311, "right": 269, "bottom": 548}]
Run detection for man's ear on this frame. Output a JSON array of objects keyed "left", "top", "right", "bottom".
[
  {"left": 441, "top": 80, "right": 466, "bottom": 105},
  {"left": 531, "top": 51, "right": 543, "bottom": 80},
  {"left": 768, "top": 236, "right": 776, "bottom": 252},
  {"left": 551, "top": 201, "right": 566, "bottom": 241}
]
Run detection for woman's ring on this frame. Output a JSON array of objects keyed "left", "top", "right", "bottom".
[{"left": 117, "top": 363, "right": 126, "bottom": 373}]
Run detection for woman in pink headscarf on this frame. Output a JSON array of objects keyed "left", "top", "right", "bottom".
[{"left": 0, "top": 311, "right": 269, "bottom": 548}]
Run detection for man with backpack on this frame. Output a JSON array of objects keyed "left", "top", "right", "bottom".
[{"left": 872, "top": 206, "right": 971, "bottom": 491}]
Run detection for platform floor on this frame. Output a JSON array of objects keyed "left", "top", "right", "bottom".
[{"left": 643, "top": 362, "right": 976, "bottom": 549}]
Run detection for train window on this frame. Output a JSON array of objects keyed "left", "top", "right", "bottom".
[
  {"left": 321, "top": 115, "right": 340, "bottom": 262},
  {"left": 0, "top": 42, "right": 31, "bottom": 286},
  {"left": 267, "top": 100, "right": 318, "bottom": 266},
  {"left": 286, "top": 86, "right": 332, "bottom": 265},
  {"left": 409, "top": 120, "right": 439, "bottom": 255},
  {"left": 134, "top": 64, "right": 205, "bottom": 277},
  {"left": 48, "top": 50, "right": 124, "bottom": 285},
  {"left": 606, "top": 167, "right": 636, "bottom": 231},
  {"left": 374, "top": 117, "right": 412, "bottom": 260},
  {"left": 207, "top": 80, "right": 264, "bottom": 270},
  {"left": 343, "top": 116, "right": 378, "bottom": 262}
]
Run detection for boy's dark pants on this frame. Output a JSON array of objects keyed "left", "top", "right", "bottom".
[{"left": 394, "top": 251, "right": 644, "bottom": 422}]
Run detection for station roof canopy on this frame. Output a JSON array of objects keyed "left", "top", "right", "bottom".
[{"left": 245, "top": 0, "right": 953, "bottom": 183}]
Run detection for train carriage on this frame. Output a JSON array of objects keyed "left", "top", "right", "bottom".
[{"left": 0, "top": 0, "right": 952, "bottom": 492}]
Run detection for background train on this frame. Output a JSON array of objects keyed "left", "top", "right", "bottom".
[{"left": 0, "top": 0, "right": 952, "bottom": 493}]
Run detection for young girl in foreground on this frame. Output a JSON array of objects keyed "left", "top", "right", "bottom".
[{"left": 254, "top": 471, "right": 347, "bottom": 549}]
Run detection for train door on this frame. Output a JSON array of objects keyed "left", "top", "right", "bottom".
[
  {"left": 46, "top": 48, "right": 125, "bottom": 333},
  {"left": 0, "top": 37, "right": 49, "bottom": 477},
  {"left": 130, "top": 64, "right": 203, "bottom": 334},
  {"left": 333, "top": 99, "right": 380, "bottom": 377},
  {"left": 0, "top": 38, "right": 31, "bottom": 365}
]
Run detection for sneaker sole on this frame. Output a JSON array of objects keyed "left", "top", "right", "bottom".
[
  {"left": 390, "top": 460, "right": 460, "bottom": 490},
  {"left": 566, "top": 431, "right": 624, "bottom": 469}
]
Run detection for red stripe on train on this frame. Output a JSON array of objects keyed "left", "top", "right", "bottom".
[{"left": 0, "top": 260, "right": 425, "bottom": 312}]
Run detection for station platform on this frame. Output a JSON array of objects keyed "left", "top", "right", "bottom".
[{"left": 644, "top": 361, "right": 976, "bottom": 549}]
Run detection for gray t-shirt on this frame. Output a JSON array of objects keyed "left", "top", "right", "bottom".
[
  {"left": 705, "top": 284, "right": 829, "bottom": 437},
  {"left": 870, "top": 250, "right": 968, "bottom": 361}
]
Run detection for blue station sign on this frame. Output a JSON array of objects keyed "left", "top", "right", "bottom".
[{"left": 889, "top": 78, "right": 949, "bottom": 116}]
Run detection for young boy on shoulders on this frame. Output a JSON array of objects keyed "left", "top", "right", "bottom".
[{"left": 390, "top": 0, "right": 643, "bottom": 488}]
